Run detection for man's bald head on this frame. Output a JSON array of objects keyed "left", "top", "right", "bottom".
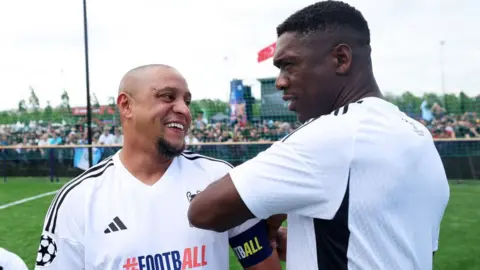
[
  {"left": 118, "top": 64, "right": 177, "bottom": 96},
  {"left": 117, "top": 63, "right": 192, "bottom": 159}
]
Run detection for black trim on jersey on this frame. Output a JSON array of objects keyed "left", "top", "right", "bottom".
[
  {"left": 313, "top": 171, "right": 350, "bottom": 270},
  {"left": 332, "top": 104, "right": 350, "bottom": 116},
  {"left": 181, "top": 152, "right": 234, "bottom": 168},
  {"left": 45, "top": 158, "right": 114, "bottom": 234},
  {"left": 280, "top": 117, "right": 319, "bottom": 142},
  {"left": 44, "top": 158, "right": 113, "bottom": 227}
]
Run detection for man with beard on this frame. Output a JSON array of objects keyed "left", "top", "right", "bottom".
[{"left": 35, "top": 64, "right": 280, "bottom": 270}]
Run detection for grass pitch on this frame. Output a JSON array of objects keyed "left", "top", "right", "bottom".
[{"left": 0, "top": 178, "right": 478, "bottom": 269}]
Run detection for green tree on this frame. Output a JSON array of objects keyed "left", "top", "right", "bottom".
[
  {"left": 252, "top": 102, "right": 261, "bottom": 118},
  {"left": 459, "top": 91, "right": 474, "bottom": 114},
  {"left": 0, "top": 111, "right": 13, "bottom": 124},
  {"left": 60, "top": 89, "right": 72, "bottom": 113},
  {"left": 189, "top": 101, "right": 203, "bottom": 118},
  {"left": 196, "top": 99, "right": 228, "bottom": 119},
  {"left": 443, "top": 93, "right": 460, "bottom": 114},
  {"left": 18, "top": 99, "right": 27, "bottom": 113},
  {"left": 399, "top": 91, "right": 422, "bottom": 114},
  {"left": 91, "top": 93, "right": 100, "bottom": 114},
  {"left": 44, "top": 101, "right": 53, "bottom": 120},
  {"left": 28, "top": 86, "right": 40, "bottom": 112},
  {"left": 108, "top": 96, "right": 117, "bottom": 124}
]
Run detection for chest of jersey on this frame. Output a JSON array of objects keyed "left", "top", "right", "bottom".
[{"left": 82, "top": 168, "right": 229, "bottom": 270}]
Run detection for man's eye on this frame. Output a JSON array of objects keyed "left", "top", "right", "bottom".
[{"left": 160, "top": 94, "right": 174, "bottom": 101}]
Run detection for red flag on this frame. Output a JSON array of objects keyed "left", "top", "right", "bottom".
[{"left": 257, "top": 42, "right": 276, "bottom": 63}]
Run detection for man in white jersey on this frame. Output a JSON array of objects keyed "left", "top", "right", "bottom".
[
  {"left": 34, "top": 64, "right": 281, "bottom": 270},
  {"left": 188, "top": 1, "right": 450, "bottom": 269},
  {"left": 0, "top": 247, "right": 29, "bottom": 270}
]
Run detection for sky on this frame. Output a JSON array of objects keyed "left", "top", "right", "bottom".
[{"left": 0, "top": 0, "right": 478, "bottom": 110}]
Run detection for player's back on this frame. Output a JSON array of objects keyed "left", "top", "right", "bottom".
[{"left": 347, "top": 97, "right": 450, "bottom": 269}]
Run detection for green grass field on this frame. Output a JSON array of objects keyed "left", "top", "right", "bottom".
[{"left": 0, "top": 178, "right": 479, "bottom": 269}]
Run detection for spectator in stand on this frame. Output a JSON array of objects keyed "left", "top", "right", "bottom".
[
  {"left": 98, "top": 126, "right": 114, "bottom": 145},
  {"left": 48, "top": 131, "right": 62, "bottom": 145},
  {"left": 421, "top": 100, "right": 434, "bottom": 125},
  {"left": 194, "top": 111, "right": 207, "bottom": 129},
  {"left": 112, "top": 127, "right": 123, "bottom": 145},
  {"left": 38, "top": 133, "right": 49, "bottom": 156}
]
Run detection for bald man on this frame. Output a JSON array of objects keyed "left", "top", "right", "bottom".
[{"left": 34, "top": 64, "right": 281, "bottom": 270}]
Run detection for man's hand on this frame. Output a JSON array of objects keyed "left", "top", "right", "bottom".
[
  {"left": 266, "top": 214, "right": 287, "bottom": 262},
  {"left": 275, "top": 227, "right": 287, "bottom": 262}
]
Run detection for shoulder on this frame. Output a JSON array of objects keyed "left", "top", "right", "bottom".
[
  {"left": 280, "top": 101, "right": 363, "bottom": 145},
  {"left": 43, "top": 157, "right": 115, "bottom": 234},
  {"left": 179, "top": 150, "right": 233, "bottom": 175}
]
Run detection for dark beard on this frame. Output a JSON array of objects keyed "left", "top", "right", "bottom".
[{"left": 156, "top": 137, "right": 185, "bottom": 159}]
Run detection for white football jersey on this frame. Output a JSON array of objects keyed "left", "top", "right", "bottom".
[
  {"left": 230, "top": 97, "right": 450, "bottom": 270},
  {"left": 35, "top": 151, "right": 272, "bottom": 270},
  {"left": 0, "top": 247, "right": 29, "bottom": 270}
]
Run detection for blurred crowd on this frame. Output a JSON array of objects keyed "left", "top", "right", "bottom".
[
  {"left": 0, "top": 102, "right": 478, "bottom": 151},
  {"left": 419, "top": 101, "right": 480, "bottom": 139}
]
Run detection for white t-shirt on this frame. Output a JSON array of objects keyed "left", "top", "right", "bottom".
[
  {"left": 230, "top": 97, "right": 450, "bottom": 270},
  {"left": 35, "top": 151, "right": 273, "bottom": 269},
  {"left": 98, "top": 133, "right": 115, "bottom": 145},
  {"left": 0, "top": 247, "right": 29, "bottom": 270}
]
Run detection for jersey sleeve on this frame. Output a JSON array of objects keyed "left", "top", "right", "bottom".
[
  {"left": 433, "top": 225, "right": 440, "bottom": 252},
  {"left": 35, "top": 185, "right": 85, "bottom": 269},
  {"left": 229, "top": 115, "right": 355, "bottom": 220},
  {"left": 228, "top": 219, "right": 273, "bottom": 268},
  {"left": 0, "top": 248, "right": 29, "bottom": 270}
]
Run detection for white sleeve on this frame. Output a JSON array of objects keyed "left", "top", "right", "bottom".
[
  {"left": 228, "top": 218, "right": 262, "bottom": 239},
  {"left": 0, "top": 248, "right": 29, "bottom": 270},
  {"left": 230, "top": 115, "right": 355, "bottom": 219},
  {"left": 35, "top": 188, "right": 84, "bottom": 269},
  {"left": 433, "top": 225, "right": 440, "bottom": 252}
]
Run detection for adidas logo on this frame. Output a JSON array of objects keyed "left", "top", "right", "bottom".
[{"left": 104, "top": 217, "right": 127, "bottom": 234}]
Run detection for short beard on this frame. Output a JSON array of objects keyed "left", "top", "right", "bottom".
[{"left": 156, "top": 137, "right": 185, "bottom": 159}]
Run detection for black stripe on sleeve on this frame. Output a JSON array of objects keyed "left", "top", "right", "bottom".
[
  {"left": 45, "top": 158, "right": 114, "bottom": 233},
  {"left": 281, "top": 117, "right": 319, "bottom": 142},
  {"left": 181, "top": 152, "right": 234, "bottom": 168}
]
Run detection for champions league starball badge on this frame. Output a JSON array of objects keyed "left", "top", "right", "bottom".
[{"left": 36, "top": 234, "right": 58, "bottom": 267}]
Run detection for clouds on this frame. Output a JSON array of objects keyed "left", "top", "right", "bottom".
[{"left": 0, "top": 0, "right": 478, "bottom": 110}]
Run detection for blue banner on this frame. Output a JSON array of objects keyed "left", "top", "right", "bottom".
[
  {"left": 229, "top": 80, "right": 247, "bottom": 125},
  {"left": 73, "top": 147, "right": 103, "bottom": 170}
]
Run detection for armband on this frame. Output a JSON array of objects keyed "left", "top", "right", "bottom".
[{"left": 229, "top": 220, "right": 273, "bottom": 268}]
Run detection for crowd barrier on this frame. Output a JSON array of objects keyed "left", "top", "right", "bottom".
[{"left": 0, "top": 138, "right": 479, "bottom": 180}]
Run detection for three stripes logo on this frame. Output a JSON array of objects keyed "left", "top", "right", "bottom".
[{"left": 104, "top": 216, "right": 128, "bottom": 234}]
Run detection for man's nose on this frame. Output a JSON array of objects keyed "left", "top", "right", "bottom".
[
  {"left": 173, "top": 100, "right": 191, "bottom": 117},
  {"left": 275, "top": 74, "right": 289, "bottom": 91}
]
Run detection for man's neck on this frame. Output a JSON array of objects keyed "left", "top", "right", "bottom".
[
  {"left": 119, "top": 144, "right": 172, "bottom": 186},
  {"left": 332, "top": 76, "right": 382, "bottom": 112}
]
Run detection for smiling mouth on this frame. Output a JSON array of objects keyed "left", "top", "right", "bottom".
[{"left": 165, "top": 122, "right": 185, "bottom": 131}]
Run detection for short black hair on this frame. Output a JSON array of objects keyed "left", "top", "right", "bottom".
[{"left": 276, "top": 1, "right": 370, "bottom": 45}]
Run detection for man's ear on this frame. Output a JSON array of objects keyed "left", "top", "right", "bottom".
[
  {"left": 117, "top": 92, "right": 133, "bottom": 119},
  {"left": 332, "top": 44, "right": 352, "bottom": 76}
]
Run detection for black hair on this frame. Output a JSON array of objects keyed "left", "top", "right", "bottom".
[{"left": 276, "top": 0, "right": 370, "bottom": 45}]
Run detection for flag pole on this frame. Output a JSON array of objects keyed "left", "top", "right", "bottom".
[{"left": 82, "top": 0, "right": 93, "bottom": 167}]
